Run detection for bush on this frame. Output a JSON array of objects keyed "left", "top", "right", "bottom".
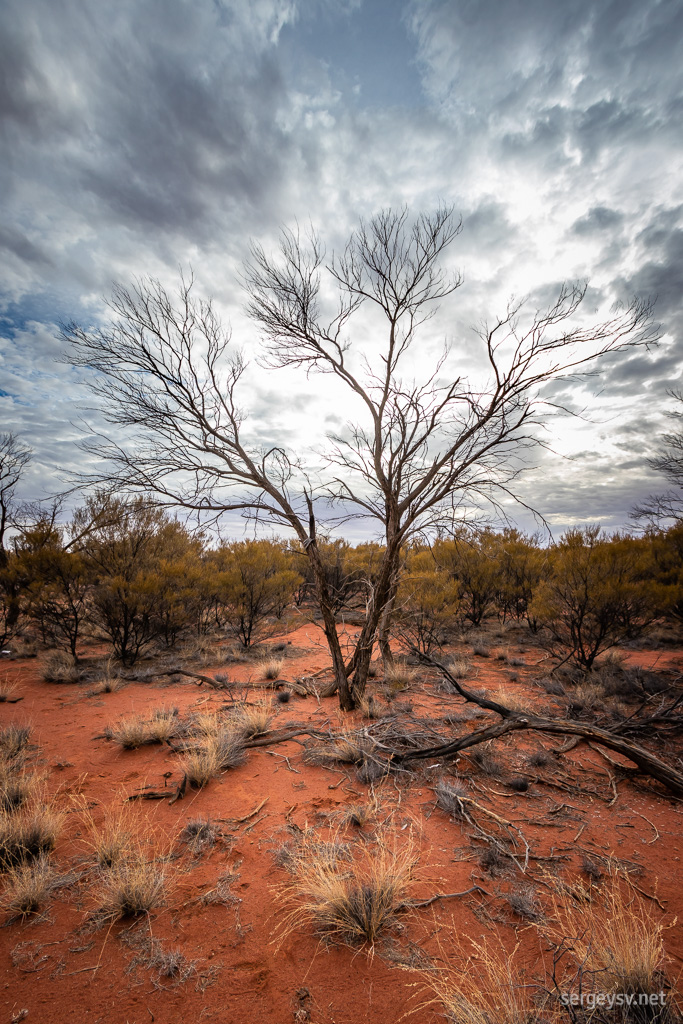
[{"left": 531, "top": 528, "right": 666, "bottom": 669}]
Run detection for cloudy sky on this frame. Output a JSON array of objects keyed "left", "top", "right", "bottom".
[{"left": 1, "top": 0, "right": 682, "bottom": 541}]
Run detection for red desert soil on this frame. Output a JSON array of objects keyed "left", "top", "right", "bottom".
[{"left": 1, "top": 623, "right": 682, "bottom": 1024}]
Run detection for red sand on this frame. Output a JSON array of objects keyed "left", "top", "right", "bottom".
[{"left": 1, "top": 625, "right": 682, "bottom": 1023}]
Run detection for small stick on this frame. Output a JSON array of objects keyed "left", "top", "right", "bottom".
[{"left": 408, "top": 886, "right": 491, "bottom": 907}]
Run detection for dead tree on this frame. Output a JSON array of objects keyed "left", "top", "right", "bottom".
[{"left": 63, "top": 210, "right": 656, "bottom": 709}]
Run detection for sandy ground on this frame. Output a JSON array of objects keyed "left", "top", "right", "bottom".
[{"left": 1, "top": 622, "right": 682, "bottom": 1024}]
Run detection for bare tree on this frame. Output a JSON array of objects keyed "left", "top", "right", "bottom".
[
  {"left": 632, "top": 390, "right": 683, "bottom": 525},
  {"left": 0, "top": 433, "right": 32, "bottom": 568},
  {"left": 245, "top": 207, "right": 656, "bottom": 699},
  {"left": 62, "top": 209, "right": 656, "bottom": 709}
]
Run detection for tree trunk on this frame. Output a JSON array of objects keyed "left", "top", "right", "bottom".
[{"left": 305, "top": 538, "right": 353, "bottom": 709}]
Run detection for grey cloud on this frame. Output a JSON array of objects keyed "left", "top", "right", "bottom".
[{"left": 572, "top": 206, "right": 624, "bottom": 235}]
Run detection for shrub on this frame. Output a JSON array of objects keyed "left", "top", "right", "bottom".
[
  {"left": 531, "top": 528, "right": 666, "bottom": 670},
  {"left": 209, "top": 539, "right": 302, "bottom": 648}
]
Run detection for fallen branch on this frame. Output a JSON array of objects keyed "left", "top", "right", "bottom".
[{"left": 393, "top": 655, "right": 683, "bottom": 800}]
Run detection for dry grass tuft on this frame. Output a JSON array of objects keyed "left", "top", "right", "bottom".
[
  {"left": 415, "top": 933, "right": 549, "bottom": 1024},
  {"left": 383, "top": 661, "right": 418, "bottom": 691},
  {"left": 444, "top": 656, "right": 471, "bottom": 680},
  {"left": 0, "top": 677, "right": 19, "bottom": 702},
  {"left": 41, "top": 649, "right": 82, "bottom": 683},
  {"left": 0, "top": 801, "right": 64, "bottom": 867},
  {"left": 274, "top": 830, "right": 419, "bottom": 949},
  {"left": 87, "top": 676, "right": 123, "bottom": 696},
  {"left": 341, "top": 795, "right": 382, "bottom": 829},
  {"left": 147, "top": 707, "right": 181, "bottom": 742},
  {"left": 469, "top": 744, "right": 504, "bottom": 779},
  {"left": 80, "top": 801, "right": 140, "bottom": 868},
  {"left": 260, "top": 656, "right": 284, "bottom": 681},
  {"left": 105, "top": 708, "right": 180, "bottom": 748},
  {"left": 543, "top": 868, "right": 672, "bottom": 999},
  {"left": 434, "top": 778, "right": 468, "bottom": 819},
  {"left": 178, "top": 729, "right": 246, "bottom": 788},
  {"left": 1, "top": 856, "right": 57, "bottom": 918},
  {"left": 0, "top": 767, "right": 41, "bottom": 813},
  {"left": 490, "top": 686, "right": 531, "bottom": 713},
  {"left": 0, "top": 723, "right": 31, "bottom": 762},
  {"left": 179, "top": 816, "right": 220, "bottom": 855},
  {"left": 304, "top": 730, "right": 374, "bottom": 766},
  {"left": 233, "top": 699, "right": 273, "bottom": 738},
  {"left": 95, "top": 853, "right": 168, "bottom": 920}
]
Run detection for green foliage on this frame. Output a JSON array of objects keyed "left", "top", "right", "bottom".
[
  {"left": 531, "top": 527, "right": 667, "bottom": 669},
  {"left": 395, "top": 548, "right": 460, "bottom": 654},
  {"left": 80, "top": 495, "right": 202, "bottom": 664},
  {"left": 210, "top": 539, "right": 302, "bottom": 648},
  {"left": 493, "top": 529, "right": 545, "bottom": 629},
  {"left": 433, "top": 530, "right": 501, "bottom": 626}
]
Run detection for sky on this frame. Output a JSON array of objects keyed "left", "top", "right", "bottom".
[{"left": 1, "top": 0, "right": 682, "bottom": 542}]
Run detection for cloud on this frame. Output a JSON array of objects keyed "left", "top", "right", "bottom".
[{"left": 0, "top": 0, "right": 682, "bottom": 537}]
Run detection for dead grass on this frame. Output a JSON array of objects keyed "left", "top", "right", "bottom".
[
  {"left": 0, "top": 723, "right": 31, "bottom": 761},
  {"left": 414, "top": 932, "right": 551, "bottom": 1024},
  {"left": 490, "top": 686, "right": 531, "bottom": 713},
  {"left": 444, "top": 656, "right": 471, "bottom": 680},
  {"left": 0, "top": 801, "right": 65, "bottom": 867},
  {"left": 543, "top": 868, "right": 672, "bottom": 998},
  {"left": 41, "top": 649, "right": 81, "bottom": 683},
  {"left": 0, "top": 677, "right": 18, "bottom": 702},
  {"left": 79, "top": 800, "right": 140, "bottom": 868},
  {"left": 0, "top": 767, "right": 41, "bottom": 813},
  {"left": 260, "top": 656, "right": 284, "bottom": 680},
  {"left": 383, "top": 661, "right": 418, "bottom": 691},
  {"left": 105, "top": 708, "right": 180, "bottom": 748},
  {"left": 191, "top": 711, "right": 222, "bottom": 736},
  {"left": 469, "top": 743, "right": 505, "bottom": 779},
  {"left": 87, "top": 676, "right": 123, "bottom": 696},
  {"left": 94, "top": 852, "right": 168, "bottom": 920},
  {"left": 179, "top": 816, "right": 221, "bottom": 855},
  {"left": 178, "top": 729, "right": 246, "bottom": 787},
  {"left": 233, "top": 699, "right": 273, "bottom": 738},
  {"left": 273, "top": 829, "right": 419, "bottom": 950},
  {"left": 1, "top": 855, "right": 57, "bottom": 918},
  {"left": 434, "top": 779, "right": 468, "bottom": 819},
  {"left": 340, "top": 795, "right": 383, "bottom": 829},
  {"left": 304, "top": 730, "right": 374, "bottom": 766}
]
